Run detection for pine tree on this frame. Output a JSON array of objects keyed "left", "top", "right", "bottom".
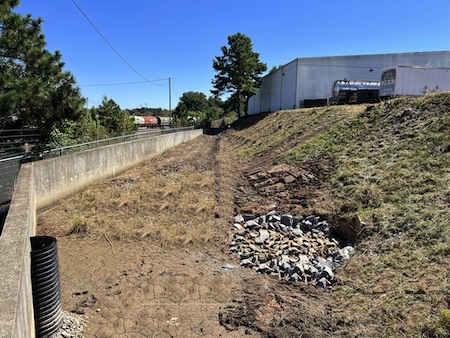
[
  {"left": 0, "top": 0, "right": 85, "bottom": 140},
  {"left": 96, "top": 96, "right": 136, "bottom": 136},
  {"left": 211, "top": 33, "right": 267, "bottom": 117}
]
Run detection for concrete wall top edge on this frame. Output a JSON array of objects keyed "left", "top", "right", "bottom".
[{"left": 0, "top": 165, "right": 35, "bottom": 338}]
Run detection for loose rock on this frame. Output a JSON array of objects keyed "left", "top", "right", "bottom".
[
  {"left": 47, "top": 312, "right": 85, "bottom": 338},
  {"left": 230, "top": 211, "right": 355, "bottom": 288}
]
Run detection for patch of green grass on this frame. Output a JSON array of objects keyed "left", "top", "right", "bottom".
[
  {"left": 280, "top": 108, "right": 376, "bottom": 163},
  {"left": 421, "top": 309, "right": 450, "bottom": 338},
  {"left": 236, "top": 106, "right": 362, "bottom": 158},
  {"left": 325, "top": 94, "right": 450, "bottom": 336},
  {"left": 69, "top": 217, "right": 88, "bottom": 235}
]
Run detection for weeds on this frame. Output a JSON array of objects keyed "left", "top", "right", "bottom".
[
  {"left": 69, "top": 217, "right": 88, "bottom": 235},
  {"left": 422, "top": 309, "right": 450, "bottom": 338}
]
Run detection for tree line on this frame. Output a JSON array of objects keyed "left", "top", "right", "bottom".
[{"left": 0, "top": 1, "right": 267, "bottom": 150}]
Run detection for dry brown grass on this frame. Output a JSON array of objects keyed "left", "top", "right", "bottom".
[{"left": 38, "top": 159, "right": 218, "bottom": 247}]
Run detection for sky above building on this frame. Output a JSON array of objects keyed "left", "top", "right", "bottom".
[{"left": 15, "top": 0, "right": 450, "bottom": 110}]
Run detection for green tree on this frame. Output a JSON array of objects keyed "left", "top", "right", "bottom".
[
  {"left": 206, "top": 95, "right": 223, "bottom": 121},
  {"left": 175, "top": 91, "right": 209, "bottom": 117},
  {"left": 0, "top": 0, "right": 85, "bottom": 140},
  {"left": 96, "top": 96, "right": 136, "bottom": 136},
  {"left": 47, "top": 107, "right": 113, "bottom": 148},
  {"left": 173, "top": 91, "right": 224, "bottom": 127},
  {"left": 211, "top": 32, "right": 267, "bottom": 117}
]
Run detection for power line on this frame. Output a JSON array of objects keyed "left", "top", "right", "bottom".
[
  {"left": 79, "top": 79, "right": 169, "bottom": 87},
  {"left": 70, "top": 0, "right": 153, "bottom": 83}
]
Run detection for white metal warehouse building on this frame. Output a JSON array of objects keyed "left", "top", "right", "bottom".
[{"left": 247, "top": 50, "right": 450, "bottom": 115}]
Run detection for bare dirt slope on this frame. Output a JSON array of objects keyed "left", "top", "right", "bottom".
[{"left": 39, "top": 134, "right": 342, "bottom": 338}]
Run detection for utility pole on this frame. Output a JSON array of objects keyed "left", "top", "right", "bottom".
[{"left": 168, "top": 77, "right": 172, "bottom": 117}]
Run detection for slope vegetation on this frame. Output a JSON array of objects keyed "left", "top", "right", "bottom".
[{"left": 227, "top": 92, "right": 450, "bottom": 337}]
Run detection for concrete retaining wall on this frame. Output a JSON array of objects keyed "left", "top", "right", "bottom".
[
  {"left": 33, "top": 129, "right": 202, "bottom": 208},
  {"left": 0, "top": 129, "right": 203, "bottom": 337}
]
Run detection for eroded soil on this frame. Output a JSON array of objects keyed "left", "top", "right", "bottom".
[{"left": 38, "top": 132, "right": 352, "bottom": 337}]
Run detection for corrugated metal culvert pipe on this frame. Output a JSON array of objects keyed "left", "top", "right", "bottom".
[{"left": 30, "top": 236, "right": 63, "bottom": 337}]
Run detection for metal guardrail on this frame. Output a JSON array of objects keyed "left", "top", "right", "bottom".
[
  {"left": 0, "top": 128, "right": 42, "bottom": 158},
  {"left": 44, "top": 126, "right": 194, "bottom": 157},
  {"left": 0, "top": 126, "right": 196, "bottom": 204}
]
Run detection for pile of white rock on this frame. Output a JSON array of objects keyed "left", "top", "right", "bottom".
[
  {"left": 47, "top": 312, "right": 85, "bottom": 338},
  {"left": 230, "top": 211, "right": 355, "bottom": 288}
]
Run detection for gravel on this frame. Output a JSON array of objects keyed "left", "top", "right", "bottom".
[
  {"left": 229, "top": 211, "right": 355, "bottom": 288},
  {"left": 47, "top": 312, "right": 85, "bottom": 338}
]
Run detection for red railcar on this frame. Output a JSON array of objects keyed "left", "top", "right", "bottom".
[
  {"left": 132, "top": 115, "right": 160, "bottom": 128},
  {"left": 132, "top": 115, "right": 172, "bottom": 128}
]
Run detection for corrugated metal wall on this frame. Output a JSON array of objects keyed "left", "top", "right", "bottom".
[
  {"left": 248, "top": 51, "right": 450, "bottom": 115},
  {"left": 281, "top": 60, "right": 298, "bottom": 110},
  {"left": 270, "top": 69, "right": 283, "bottom": 112},
  {"left": 262, "top": 74, "right": 272, "bottom": 112}
]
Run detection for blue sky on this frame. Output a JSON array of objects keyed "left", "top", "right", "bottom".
[{"left": 15, "top": 0, "right": 450, "bottom": 110}]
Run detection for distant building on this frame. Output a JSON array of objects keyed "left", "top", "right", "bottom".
[{"left": 247, "top": 50, "right": 450, "bottom": 115}]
